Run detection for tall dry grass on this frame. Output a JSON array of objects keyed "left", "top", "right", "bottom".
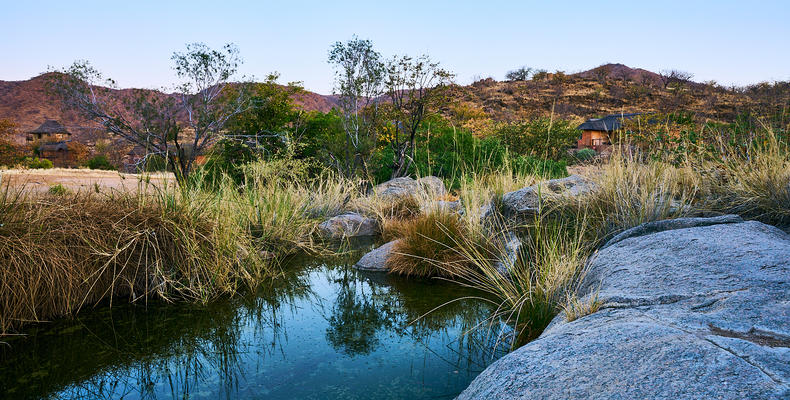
[
  {"left": 0, "top": 185, "right": 264, "bottom": 334},
  {"left": 704, "top": 128, "right": 790, "bottom": 226},
  {"left": 0, "top": 161, "right": 365, "bottom": 335}
]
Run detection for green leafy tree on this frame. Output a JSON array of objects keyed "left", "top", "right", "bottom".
[
  {"left": 223, "top": 73, "right": 304, "bottom": 157},
  {"left": 383, "top": 54, "right": 454, "bottom": 178},
  {"left": 328, "top": 36, "right": 385, "bottom": 178}
]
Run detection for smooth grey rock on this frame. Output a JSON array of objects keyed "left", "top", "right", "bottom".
[
  {"left": 492, "top": 232, "right": 521, "bottom": 276},
  {"left": 372, "top": 177, "right": 418, "bottom": 200},
  {"left": 602, "top": 214, "right": 743, "bottom": 249},
  {"left": 317, "top": 212, "right": 378, "bottom": 239},
  {"left": 500, "top": 174, "right": 596, "bottom": 219},
  {"left": 354, "top": 240, "right": 399, "bottom": 272},
  {"left": 423, "top": 199, "right": 463, "bottom": 215},
  {"left": 416, "top": 176, "right": 447, "bottom": 197},
  {"left": 459, "top": 218, "right": 790, "bottom": 400},
  {"left": 372, "top": 176, "right": 446, "bottom": 200}
]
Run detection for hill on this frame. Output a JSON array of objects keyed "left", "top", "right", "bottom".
[
  {"left": 0, "top": 73, "right": 339, "bottom": 143},
  {"left": 1, "top": 64, "right": 788, "bottom": 144},
  {"left": 449, "top": 63, "right": 789, "bottom": 123}
]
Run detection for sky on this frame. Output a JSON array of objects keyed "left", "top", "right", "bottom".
[{"left": 2, "top": 0, "right": 789, "bottom": 94}]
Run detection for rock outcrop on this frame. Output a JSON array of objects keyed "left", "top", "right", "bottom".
[
  {"left": 354, "top": 240, "right": 399, "bottom": 272},
  {"left": 459, "top": 217, "right": 790, "bottom": 400},
  {"left": 318, "top": 212, "right": 378, "bottom": 239},
  {"left": 499, "top": 174, "right": 596, "bottom": 220},
  {"left": 372, "top": 176, "right": 446, "bottom": 200}
]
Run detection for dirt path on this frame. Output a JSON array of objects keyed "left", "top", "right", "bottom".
[{"left": 0, "top": 168, "right": 174, "bottom": 193}]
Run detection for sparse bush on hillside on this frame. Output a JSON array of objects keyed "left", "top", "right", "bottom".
[{"left": 506, "top": 66, "right": 533, "bottom": 81}]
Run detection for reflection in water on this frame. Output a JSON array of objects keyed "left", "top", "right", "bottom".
[{"left": 0, "top": 255, "right": 509, "bottom": 400}]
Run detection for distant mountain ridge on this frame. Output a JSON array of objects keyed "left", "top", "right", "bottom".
[
  {"left": 0, "top": 73, "right": 340, "bottom": 141},
  {"left": 1, "top": 64, "right": 787, "bottom": 144}
]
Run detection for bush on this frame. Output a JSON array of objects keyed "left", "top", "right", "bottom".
[
  {"left": 85, "top": 154, "right": 116, "bottom": 170},
  {"left": 496, "top": 118, "right": 578, "bottom": 160},
  {"left": 47, "top": 184, "right": 69, "bottom": 196},
  {"left": 574, "top": 148, "right": 597, "bottom": 162},
  {"left": 21, "top": 157, "right": 53, "bottom": 169}
]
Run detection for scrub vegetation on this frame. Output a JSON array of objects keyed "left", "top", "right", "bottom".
[{"left": 1, "top": 39, "right": 787, "bottom": 353}]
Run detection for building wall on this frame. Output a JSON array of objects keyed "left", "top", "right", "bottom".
[
  {"left": 577, "top": 130, "right": 611, "bottom": 150},
  {"left": 27, "top": 133, "right": 69, "bottom": 142}
]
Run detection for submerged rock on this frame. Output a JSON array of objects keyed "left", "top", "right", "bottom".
[
  {"left": 354, "top": 240, "right": 399, "bottom": 272},
  {"left": 499, "top": 174, "right": 597, "bottom": 220},
  {"left": 318, "top": 212, "right": 378, "bottom": 239},
  {"left": 459, "top": 217, "right": 790, "bottom": 400},
  {"left": 372, "top": 176, "right": 446, "bottom": 200}
]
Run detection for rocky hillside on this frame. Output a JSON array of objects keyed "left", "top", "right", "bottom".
[
  {"left": 449, "top": 63, "right": 790, "bottom": 123},
  {"left": 0, "top": 73, "right": 339, "bottom": 143},
  {"left": 2, "top": 64, "right": 787, "bottom": 143}
]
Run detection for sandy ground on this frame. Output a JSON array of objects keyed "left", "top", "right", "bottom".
[{"left": 0, "top": 168, "right": 174, "bottom": 193}]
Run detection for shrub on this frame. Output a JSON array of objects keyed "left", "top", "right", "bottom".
[
  {"left": 47, "top": 184, "right": 69, "bottom": 196},
  {"left": 85, "top": 154, "right": 116, "bottom": 170},
  {"left": 511, "top": 155, "right": 567, "bottom": 179},
  {"left": 21, "top": 157, "right": 53, "bottom": 169},
  {"left": 574, "top": 148, "right": 597, "bottom": 162},
  {"left": 496, "top": 118, "right": 579, "bottom": 160}
]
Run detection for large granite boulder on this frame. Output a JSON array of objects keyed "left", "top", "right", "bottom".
[
  {"left": 372, "top": 176, "right": 447, "bottom": 200},
  {"left": 354, "top": 240, "right": 399, "bottom": 272},
  {"left": 459, "top": 217, "right": 790, "bottom": 399},
  {"left": 499, "top": 174, "right": 597, "bottom": 220},
  {"left": 318, "top": 212, "right": 378, "bottom": 239}
]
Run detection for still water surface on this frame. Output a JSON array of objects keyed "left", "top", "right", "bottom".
[{"left": 0, "top": 254, "right": 509, "bottom": 399}]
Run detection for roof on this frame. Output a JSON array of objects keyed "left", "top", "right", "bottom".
[
  {"left": 577, "top": 113, "right": 641, "bottom": 132},
  {"left": 29, "top": 120, "right": 71, "bottom": 135}
]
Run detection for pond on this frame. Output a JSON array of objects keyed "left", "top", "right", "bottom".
[{"left": 0, "top": 250, "right": 510, "bottom": 399}]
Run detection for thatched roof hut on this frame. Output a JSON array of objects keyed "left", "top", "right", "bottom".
[{"left": 29, "top": 120, "right": 71, "bottom": 135}]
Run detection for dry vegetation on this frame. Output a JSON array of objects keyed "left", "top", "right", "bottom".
[{"left": 1, "top": 123, "right": 787, "bottom": 348}]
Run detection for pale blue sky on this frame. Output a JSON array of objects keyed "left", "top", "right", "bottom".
[{"left": 2, "top": 0, "right": 788, "bottom": 94}]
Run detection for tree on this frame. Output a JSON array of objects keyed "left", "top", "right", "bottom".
[
  {"left": 49, "top": 43, "right": 249, "bottom": 185},
  {"left": 328, "top": 36, "right": 385, "bottom": 178},
  {"left": 383, "top": 54, "right": 454, "bottom": 178},
  {"left": 222, "top": 73, "right": 304, "bottom": 158},
  {"left": 505, "top": 66, "right": 533, "bottom": 81},
  {"left": 659, "top": 69, "right": 694, "bottom": 89}
]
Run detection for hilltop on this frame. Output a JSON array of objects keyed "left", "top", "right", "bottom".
[{"left": 451, "top": 63, "right": 789, "bottom": 123}]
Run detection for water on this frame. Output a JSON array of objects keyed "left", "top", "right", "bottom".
[{"left": 0, "top": 254, "right": 510, "bottom": 399}]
